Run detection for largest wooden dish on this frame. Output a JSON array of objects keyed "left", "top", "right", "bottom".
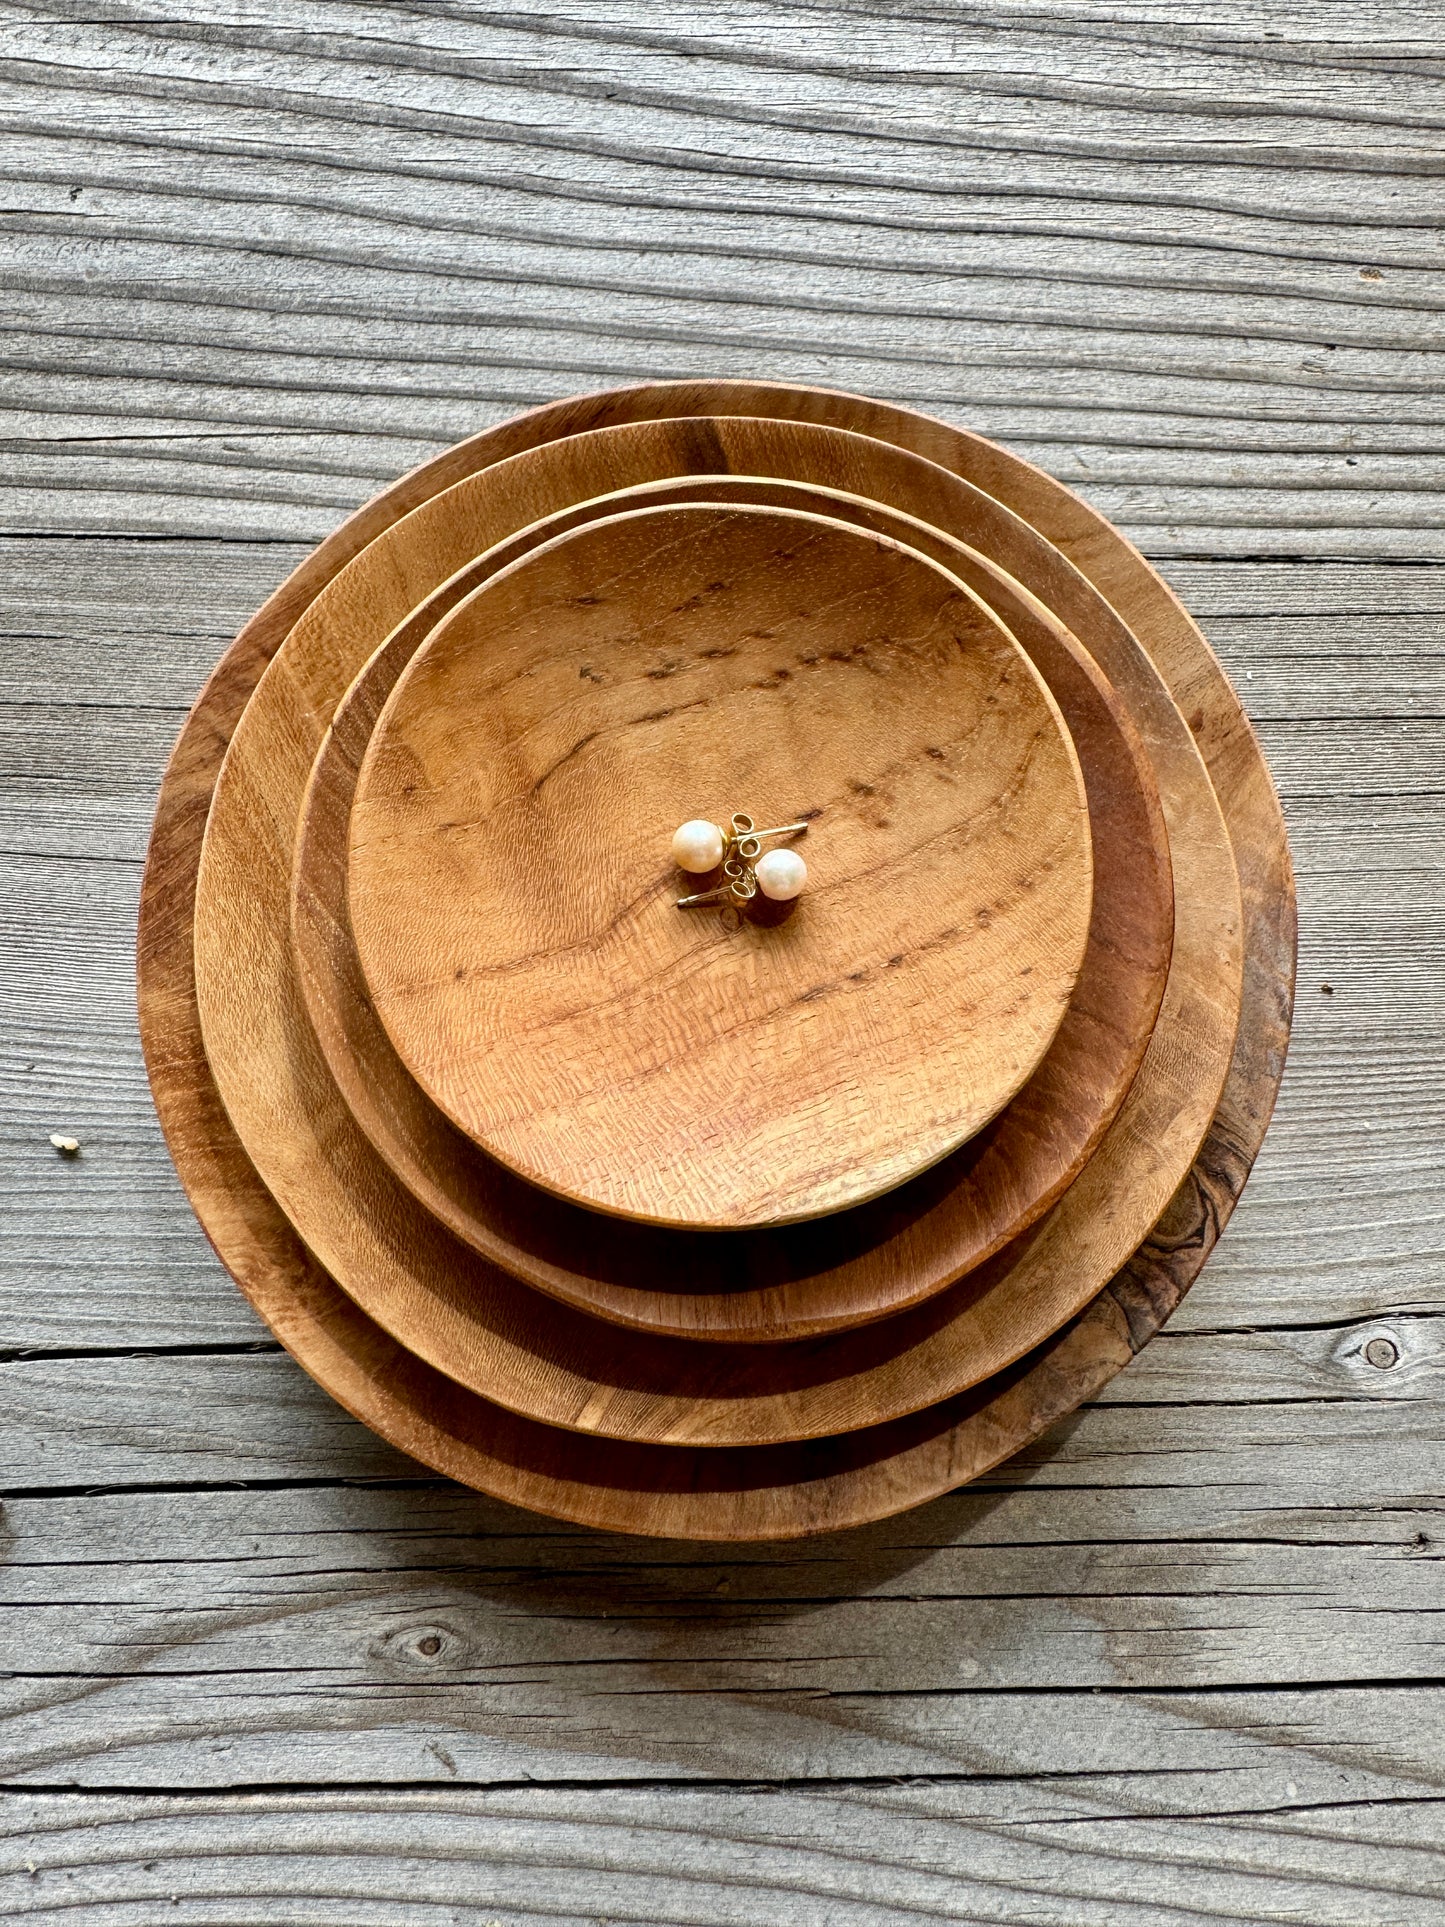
[
  {"left": 141, "top": 380, "right": 1293, "bottom": 1536},
  {"left": 293, "top": 472, "right": 1172, "bottom": 1342},
  {"left": 191, "top": 420, "right": 1240, "bottom": 1447}
]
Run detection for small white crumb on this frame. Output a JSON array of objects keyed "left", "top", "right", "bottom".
[
  {"left": 49, "top": 1133, "right": 80, "bottom": 1154},
  {"left": 1245, "top": 671, "right": 1253, "bottom": 679}
]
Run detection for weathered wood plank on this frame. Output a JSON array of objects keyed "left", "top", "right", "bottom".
[
  {"left": 13, "top": 1, "right": 1445, "bottom": 181},
  {"left": 0, "top": 538, "right": 305, "bottom": 712},
  {"left": 3, "top": 545, "right": 1440, "bottom": 732},
  {"left": 2, "top": 2, "right": 1444, "bottom": 548},
  {"left": 1, "top": 1367, "right": 1444, "bottom": 1788},
  {"left": 1163, "top": 561, "right": 1445, "bottom": 614},
  {"left": 2, "top": 1776, "right": 1443, "bottom": 1927}
]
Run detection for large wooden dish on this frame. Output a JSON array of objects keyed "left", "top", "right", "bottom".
[
  {"left": 294, "top": 474, "right": 1171, "bottom": 1341},
  {"left": 191, "top": 423, "right": 1240, "bottom": 1448},
  {"left": 140, "top": 380, "right": 1293, "bottom": 1534},
  {"left": 349, "top": 502, "right": 1093, "bottom": 1230}
]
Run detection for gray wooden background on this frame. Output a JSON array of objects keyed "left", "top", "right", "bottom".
[{"left": 3, "top": 3, "right": 1443, "bottom": 1921}]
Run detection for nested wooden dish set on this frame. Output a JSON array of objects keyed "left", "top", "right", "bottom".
[{"left": 139, "top": 382, "right": 1296, "bottom": 1541}]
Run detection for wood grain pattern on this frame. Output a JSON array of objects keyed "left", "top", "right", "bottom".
[
  {"left": 5, "top": 1779, "right": 1445, "bottom": 1927},
  {"left": 190, "top": 397, "right": 1238, "bottom": 1457},
  {"left": 349, "top": 500, "right": 1092, "bottom": 1228},
  {"left": 3, "top": 0, "right": 1441, "bottom": 560},
  {"left": 294, "top": 471, "right": 1171, "bottom": 1340},
  {"left": 179, "top": 385, "right": 1245, "bottom": 1492}
]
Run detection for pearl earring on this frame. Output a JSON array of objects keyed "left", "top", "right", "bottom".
[
  {"left": 670, "top": 818, "right": 727, "bottom": 874},
  {"left": 754, "top": 846, "right": 807, "bottom": 901},
  {"left": 674, "top": 811, "right": 808, "bottom": 913}
]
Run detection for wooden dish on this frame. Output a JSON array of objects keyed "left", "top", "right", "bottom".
[
  {"left": 348, "top": 501, "right": 1093, "bottom": 1230},
  {"left": 139, "top": 382, "right": 1291, "bottom": 1537},
  {"left": 294, "top": 473, "right": 1171, "bottom": 1340},
  {"left": 190, "top": 419, "right": 1241, "bottom": 1448}
]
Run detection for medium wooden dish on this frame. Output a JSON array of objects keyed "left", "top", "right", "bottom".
[
  {"left": 190, "top": 421, "right": 1240, "bottom": 1448},
  {"left": 348, "top": 502, "right": 1093, "bottom": 1230},
  {"left": 295, "top": 473, "right": 1171, "bottom": 1340},
  {"left": 139, "top": 381, "right": 1292, "bottom": 1537}
]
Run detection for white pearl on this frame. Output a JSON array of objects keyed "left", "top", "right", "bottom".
[
  {"left": 755, "top": 847, "right": 807, "bottom": 901},
  {"left": 671, "top": 818, "right": 725, "bottom": 873}
]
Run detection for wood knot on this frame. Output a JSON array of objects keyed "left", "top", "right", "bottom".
[{"left": 378, "top": 1622, "right": 464, "bottom": 1668}]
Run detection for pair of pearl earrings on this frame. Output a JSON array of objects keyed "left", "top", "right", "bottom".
[{"left": 672, "top": 811, "right": 808, "bottom": 913}]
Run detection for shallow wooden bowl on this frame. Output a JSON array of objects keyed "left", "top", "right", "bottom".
[
  {"left": 295, "top": 472, "right": 1172, "bottom": 1340},
  {"left": 139, "top": 381, "right": 1292, "bottom": 1534},
  {"left": 347, "top": 501, "right": 1093, "bottom": 1230},
  {"left": 189, "top": 414, "right": 1240, "bottom": 1449}
]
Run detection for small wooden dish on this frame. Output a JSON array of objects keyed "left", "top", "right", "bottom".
[
  {"left": 190, "top": 416, "right": 1240, "bottom": 1449},
  {"left": 294, "top": 472, "right": 1171, "bottom": 1339},
  {"left": 139, "top": 379, "right": 1292, "bottom": 1536},
  {"left": 347, "top": 502, "right": 1093, "bottom": 1230}
]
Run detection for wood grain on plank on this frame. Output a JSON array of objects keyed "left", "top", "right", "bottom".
[
  {"left": 0, "top": 2, "right": 1441, "bottom": 552},
  {"left": 3, "top": 1778, "right": 1444, "bottom": 1927},
  {"left": 2, "top": 1399, "right": 1444, "bottom": 1792}
]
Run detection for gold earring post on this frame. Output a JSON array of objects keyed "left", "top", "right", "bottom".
[
  {"left": 725, "top": 814, "right": 809, "bottom": 862},
  {"left": 678, "top": 860, "right": 759, "bottom": 910}
]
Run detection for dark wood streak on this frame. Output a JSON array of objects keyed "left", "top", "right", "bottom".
[{"left": 1111, "top": 832, "right": 1298, "bottom": 1351}]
